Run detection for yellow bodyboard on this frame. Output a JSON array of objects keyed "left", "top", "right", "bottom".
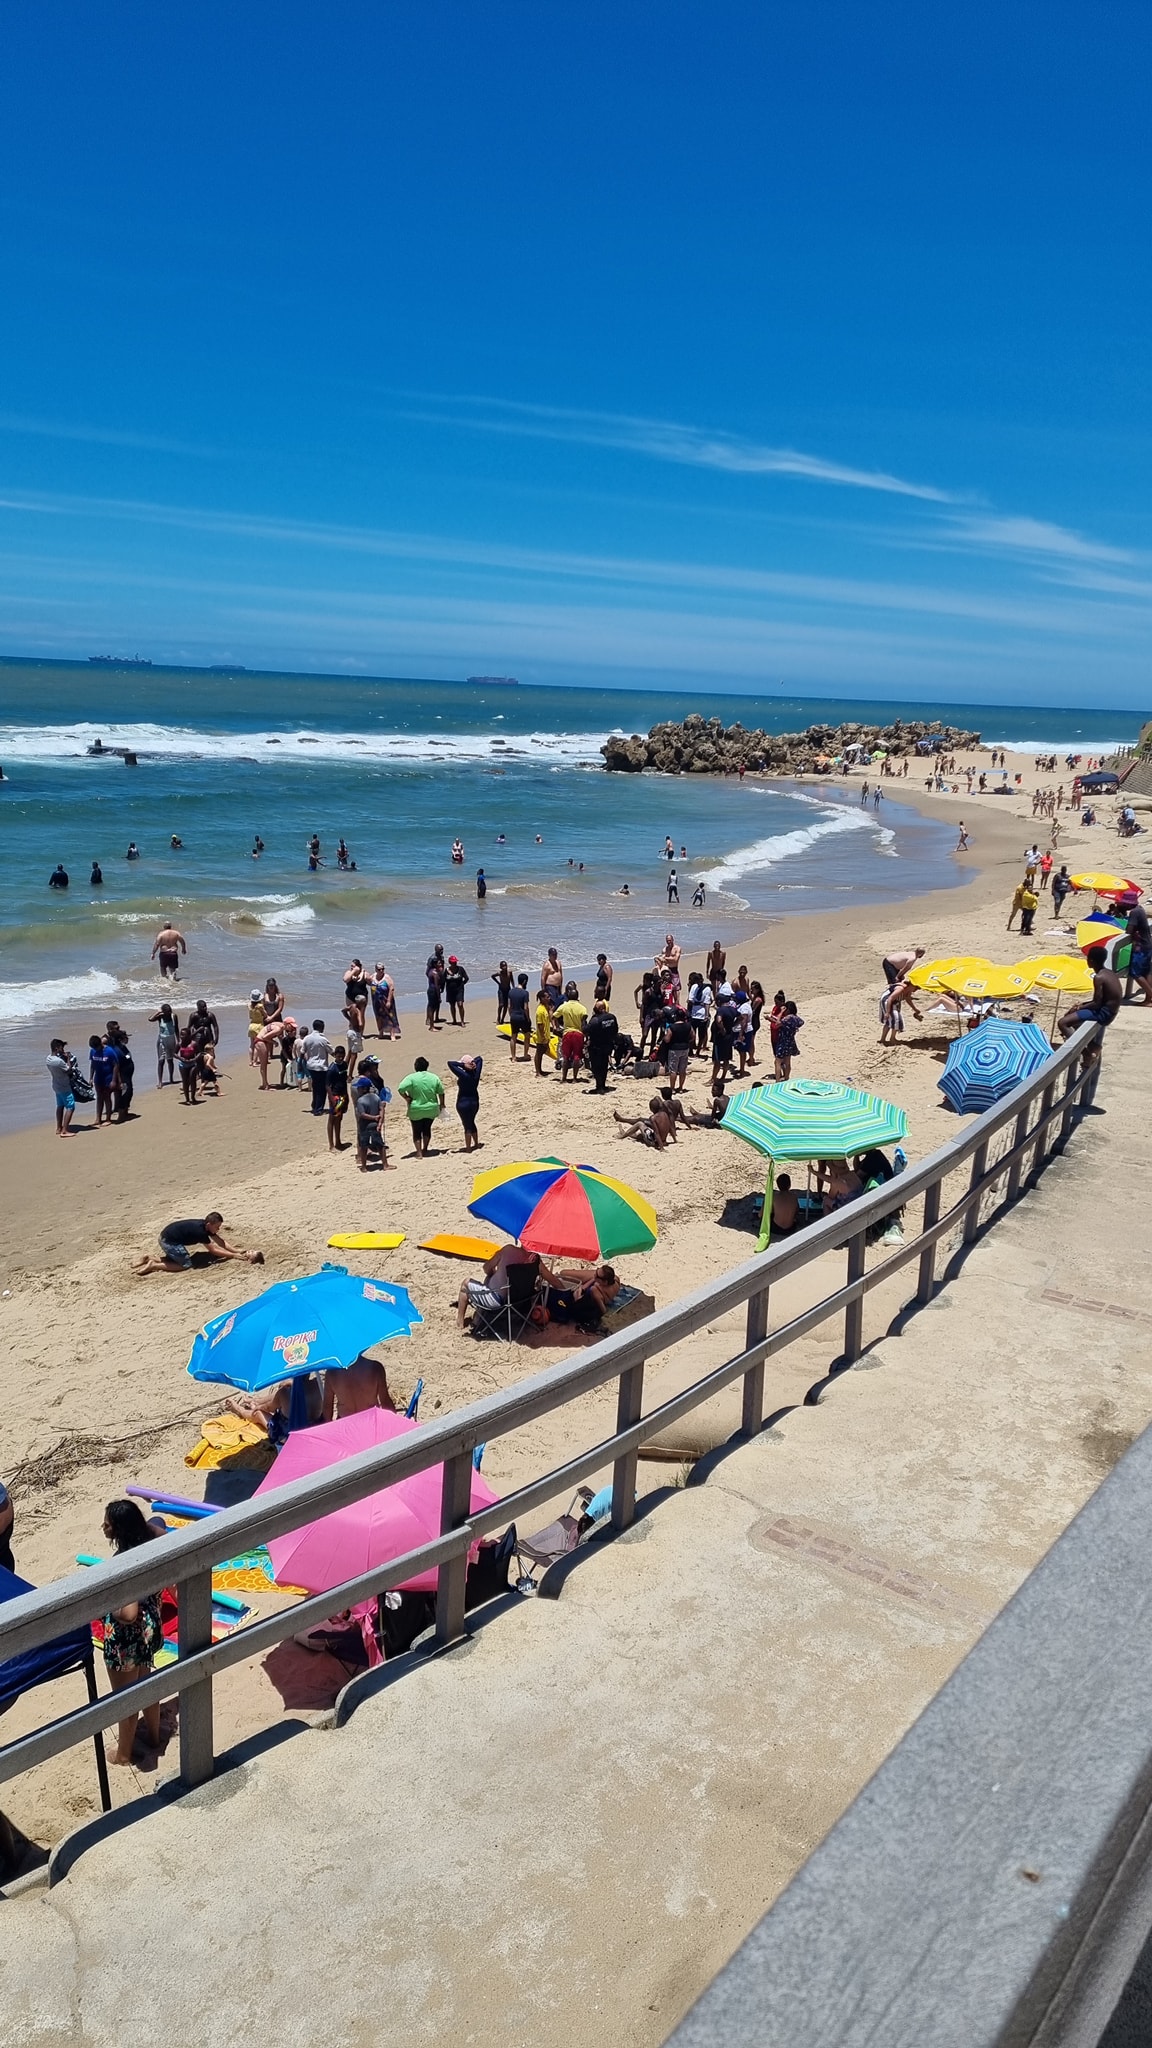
[
  {"left": 419, "top": 1233, "right": 502, "bottom": 1261},
  {"left": 496, "top": 1020, "right": 560, "bottom": 1056},
  {"left": 326, "top": 1232, "right": 407, "bottom": 1250}
]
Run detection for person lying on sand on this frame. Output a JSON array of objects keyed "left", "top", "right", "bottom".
[
  {"left": 614, "top": 1098, "right": 677, "bottom": 1148},
  {"left": 134, "top": 1212, "right": 264, "bottom": 1275}
]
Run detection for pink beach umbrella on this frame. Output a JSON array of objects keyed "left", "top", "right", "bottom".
[{"left": 255, "top": 1407, "right": 500, "bottom": 1595}]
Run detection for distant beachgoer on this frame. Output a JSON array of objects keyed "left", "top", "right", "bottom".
[
  {"left": 149, "top": 1003, "right": 179, "bottom": 1087},
  {"left": 90, "top": 861, "right": 103, "bottom": 887},
  {"left": 540, "top": 947, "right": 563, "bottom": 1008},
  {"left": 1007, "top": 881, "right": 1028, "bottom": 931},
  {"left": 585, "top": 1001, "right": 619, "bottom": 1093},
  {"left": 88, "top": 1034, "right": 117, "bottom": 1125},
  {"left": 262, "top": 977, "right": 285, "bottom": 1025},
  {"left": 253, "top": 1021, "right": 280, "bottom": 1091},
  {"left": 1052, "top": 865, "right": 1072, "bottom": 916},
  {"left": 425, "top": 945, "right": 445, "bottom": 1030},
  {"left": 341, "top": 1003, "right": 364, "bottom": 1065},
  {"left": 177, "top": 1025, "right": 201, "bottom": 1104},
  {"left": 352, "top": 1074, "right": 384, "bottom": 1169},
  {"left": 614, "top": 1098, "right": 676, "bottom": 1148},
  {"left": 774, "top": 1002, "right": 804, "bottom": 1079},
  {"left": 491, "top": 960, "right": 513, "bottom": 1024},
  {"left": 445, "top": 955, "right": 469, "bottom": 1024},
  {"left": 46, "top": 1038, "right": 76, "bottom": 1134},
  {"left": 706, "top": 941, "right": 726, "bottom": 992},
  {"left": 1124, "top": 900, "right": 1152, "bottom": 1005},
  {"left": 533, "top": 991, "right": 553, "bottom": 1076},
  {"left": 398, "top": 1056, "right": 444, "bottom": 1157},
  {"left": 134, "top": 1213, "right": 264, "bottom": 1276},
  {"left": 956, "top": 822, "right": 970, "bottom": 851},
  {"left": 126, "top": 842, "right": 140, "bottom": 860},
  {"left": 615, "top": 882, "right": 630, "bottom": 896},
  {"left": 448, "top": 1054, "right": 484, "bottom": 1149},
  {"left": 692, "top": 881, "right": 705, "bottom": 907},
  {"left": 299, "top": 1019, "right": 333, "bottom": 1114},
  {"left": 687, "top": 973, "right": 712, "bottom": 1053},
  {"left": 507, "top": 973, "right": 532, "bottom": 1061},
  {"left": 594, "top": 952, "right": 613, "bottom": 1001},
  {"left": 476, "top": 867, "right": 487, "bottom": 899},
  {"left": 371, "top": 963, "right": 400, "bottom": 1039},
  {"left": 48, "top": 863, "right": 69, "bottom": 889},
  {"left": 451, "top": 839, "right": 464, "bottom": 864},
  {"left": 190, "top": 998, "right": 219, "bottom": 1046},
  {"left": 667, "top": 868, "right": 679, "bottom": 903},
  {"left": 663, "top": 837, "right": 675, "bottom": 860},
  {"left": 278, "top": 1018, "right": 298, "bottom": 1087},
  {"left": 248, "top": 990, "right": 267, "bottom": 1061},
  {"left": 661, "top": 1007, "right": 693, "bottom": 1092},
  {"left": 1019, "top": 885, "right": 1038, "bottom": 936},
  {"left": 554, "top": 990, "right": 588, "bottom": 1082},
  {"left": 99, "top": 1500, "right": 164, "bottom": 1765}
]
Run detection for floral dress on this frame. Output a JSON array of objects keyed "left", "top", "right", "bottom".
[{"left": 101, "top": 1596, "right": 164, "bottom": 1672}]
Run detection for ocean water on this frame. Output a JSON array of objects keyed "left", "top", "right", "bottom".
[{"left": 0, "top": 661, "right": 1134, "bottom": 1129}]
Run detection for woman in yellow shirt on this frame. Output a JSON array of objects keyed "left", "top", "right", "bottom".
[{"left": 533, "top": 993, "right": 553, "bottom": 1078}]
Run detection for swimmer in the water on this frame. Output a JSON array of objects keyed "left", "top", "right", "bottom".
[
  {"left": 90, "top": 861, "right": 104, "bottom": 887},
  {"left": 615, "top": 883, "right": 631, "bottom": 897},
  {"left": 126, "top": 842, "right": 140, "bottom": 860},
  {"left": 170, "top": 835, "right": 183, "bottom": 850}
]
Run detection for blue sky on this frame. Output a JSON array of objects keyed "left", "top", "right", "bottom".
[{"left": 0, "top": 2, "right": 1148, "bottom": 707}]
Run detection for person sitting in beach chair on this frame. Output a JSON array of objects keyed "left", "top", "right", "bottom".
[{"left": 458, "top": 1247, "right": 551, "bottom": 1341}]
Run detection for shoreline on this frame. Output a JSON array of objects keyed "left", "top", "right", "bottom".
[{"left": 1, "top": 745, "right": 1147, "bottom": 1848}]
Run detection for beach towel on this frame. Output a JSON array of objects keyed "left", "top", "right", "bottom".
[{"left": 184, "top": 1415, "right": 276, "bottom": 1472}]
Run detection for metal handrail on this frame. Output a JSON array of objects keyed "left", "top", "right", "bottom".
[{"left": 0, "top": 1023, "right": 1101, "bottom": 1799}]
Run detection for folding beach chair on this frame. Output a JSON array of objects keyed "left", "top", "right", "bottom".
[
  {"left": 467, "top": 1259, "right": 545, "bottom": 1342},
  {"left": 514, "top": 1487, "right": 595, "bottom": 1591}
]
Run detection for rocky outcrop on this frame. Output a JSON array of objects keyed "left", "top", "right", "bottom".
[{"left": 601, "top": 712, "right": 982, "bottom": 774}]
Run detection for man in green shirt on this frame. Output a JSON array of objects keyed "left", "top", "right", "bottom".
[{"left": 397, "top": 1056, "right": 445, "bottom": 1158}]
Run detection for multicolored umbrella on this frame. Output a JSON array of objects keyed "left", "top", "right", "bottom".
[
  {"left": 1076, "top": 919, "right": 1131, "bottom": 974},
  {"left": 256, "top": 1407, "right": 500, "bottom": 1596},
  {"left": 467, "top": 1157, "right": 657, "bottom": 1261},
  {"left": 721, "top": 1079, "right": 907, "bottom": 1163},
  {"left": 188, "top": 1266, "right": 423, "bottom": 1393},
  {"left": 938, "top": 1019, "right": 1053, "bottom": 1114}
]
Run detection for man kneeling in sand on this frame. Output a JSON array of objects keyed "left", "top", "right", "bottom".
[{"left": 133, "top": 1212, "right": 264, "bottom": 1276}]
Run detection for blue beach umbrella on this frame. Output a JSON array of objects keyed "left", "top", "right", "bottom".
[
  {"left": 938, "top": 1019, "right": 1052, "bottom": 1115},
  {"left": 187, "top": 1265, "right": 423, "bottom": 1397}
]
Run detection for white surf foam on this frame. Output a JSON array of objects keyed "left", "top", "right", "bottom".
[
  {"left": 0, "top": 720, "right": 611, "bottom": 767},
  {"left": 703, "top": 801, "right": 890, "bottom": 890},
  {"left": 0, "top": 967, "right": 121, "bottom": 1023}
]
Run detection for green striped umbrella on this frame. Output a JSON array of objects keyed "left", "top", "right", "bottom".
[{"left": 723, "top": 1079, "right": 907, "bottom": 1164}]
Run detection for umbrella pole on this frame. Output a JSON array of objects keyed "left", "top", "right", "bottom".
[{"left": 755, "top": 1163, "right": 775, "bottom": 1254}]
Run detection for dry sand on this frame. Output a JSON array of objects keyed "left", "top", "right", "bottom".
[{"left": 2, "top": 755, "right": 1146, "bottom": 1850}]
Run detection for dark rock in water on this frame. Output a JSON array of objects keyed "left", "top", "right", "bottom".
[{"left": 601, "top": 714, "right": 983, "bottom": 774}]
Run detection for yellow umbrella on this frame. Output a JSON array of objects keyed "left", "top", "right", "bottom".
[
  {"left": 1068, "top": 871, "right": 1139, "bottom": 896},
  {"left": 908, "top": 954, "right": 984, "bottom": 992},
  {"left": 1016, "top": 954, "right": 1093, "bottom": 993},
  {"left": 939, "top": 965, "right": 1036, "bottom": 1000}
]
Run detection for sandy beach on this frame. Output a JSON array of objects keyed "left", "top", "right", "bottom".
[{"left": 2, "top": 752, "right": 1146, "bottom": 1851}]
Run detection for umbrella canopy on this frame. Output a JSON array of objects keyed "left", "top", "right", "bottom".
[
  {"left": 722, "top": 1079, "right": 907, "bottom": 1163},
  {"left": 1077, "top": 924, "right": 1131, "bottom": 974},
  {"left": 908, "top": 954, "right": 986, "bottom": 992},
  {"left": 188, "top": 1267, "right": 423, "bottom": 1393},
  {"left": 467, "top": 1157, "right": 657, "bottom": 1261},
  {"left": 1015, "top": 954, "right": 1094, "bottom": 994},
  {"left": 256, "top": 1408, "right": 500, "bottom": 1595},
  {"left": 1069, "top": 872, "right": 1141, "bottom": 899},
  {"left": 938, "top": 1019, "right": 1053, "bottom": 1114},
  {"left": 938, "top": 964, "right": 1035, "bottom": 1000}
]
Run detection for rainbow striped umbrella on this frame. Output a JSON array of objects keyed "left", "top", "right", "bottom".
[
  {"left": 467, "top": 1157, "right": 657, "bottom": 1261},
  {"left": 721, "top": 1079, "right": 907, "bottom": 1163}
]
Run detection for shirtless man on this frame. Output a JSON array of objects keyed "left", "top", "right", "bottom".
[
  {"left": 706, "top": 940, "right": 726, "bottom": 993},
  {"left": 541, "top": 947, "right": 563, "bottom": 1009},
  {"left": 151, "top": 921, "right": 187, "bottom": 980},
  {"left": 322, "top": 1352, "right": 397, "bottom": 1420},
  {"left": 614, "top": 1097, "right": 677, "bottom": 1148},
  {"left": 1059, "top": 946, "right": 1123, "bottom": 1046}
]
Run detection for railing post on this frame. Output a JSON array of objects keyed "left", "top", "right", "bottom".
[
  {"left": 1005, "top": 1105, "right": 1031, "bottom": 1200},
  {"left": 1084, "top": 1035, "right": 1104, "bottom": 1109},
  {"left": 611, "top": 1362, "right": 645, "bottom": 1529},
  {"left": 177, "top": 1568, "right": 215, "bottom": 1789},
  {"left": 843, "top": 1233, "right": 866, "bottom": 1363},
  {"left": 1031, "top": 1079, "right": 1057, "bottom": 1176},
  {"left": 435, "top": 1452, "right": 473, "bottom": 1647},
  {"left": 741, "top": 1288, "right": 770, "bottom": 1435},
  {"left": 917, "top": 1177, "right": 941, "bottom": 1302},
  {"left": 963, "top": 1142, "right": 989, "bottom": 1245},
  {"left": 1057, "top": 1056, "right": 1080, "bottom": 1149}
]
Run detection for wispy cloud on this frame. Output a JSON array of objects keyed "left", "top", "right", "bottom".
[
  {"left": 948, "top": 512, "right": 1134, "bottom": 567},
  {"left": 395, "top": 393, "right": 957, "bottom": 503},
  {"left": 0, "top": 412, "right": 219, "bottom": 458}
]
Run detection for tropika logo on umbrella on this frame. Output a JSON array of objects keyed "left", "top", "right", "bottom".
[{"left": 273, "top": 1330, "right": 318, "bottom": 1366}]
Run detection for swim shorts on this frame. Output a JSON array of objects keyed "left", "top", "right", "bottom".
[
  {"left": 159, "top": 950, "right": 178, "bottom": 970},
  {"left": 1073, "top": 1003, "right": 1118, "bottom": 1028},
  {"left": 1130, "top": 948, "right": 1151, "bottom": 979},
  {"left": 53, "top": 1090, "right": 75, "bottom": 1111},
  {"left": 666, "top": 1047, "right": 689, "bottom": 1077},
  {"left": 561, "top": 1030, "right": 584, "bottom": 1061}
]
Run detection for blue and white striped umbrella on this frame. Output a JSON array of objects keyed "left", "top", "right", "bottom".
[{"left": 938, "top": 1019, "right": 1052, "bottom": 1114}]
